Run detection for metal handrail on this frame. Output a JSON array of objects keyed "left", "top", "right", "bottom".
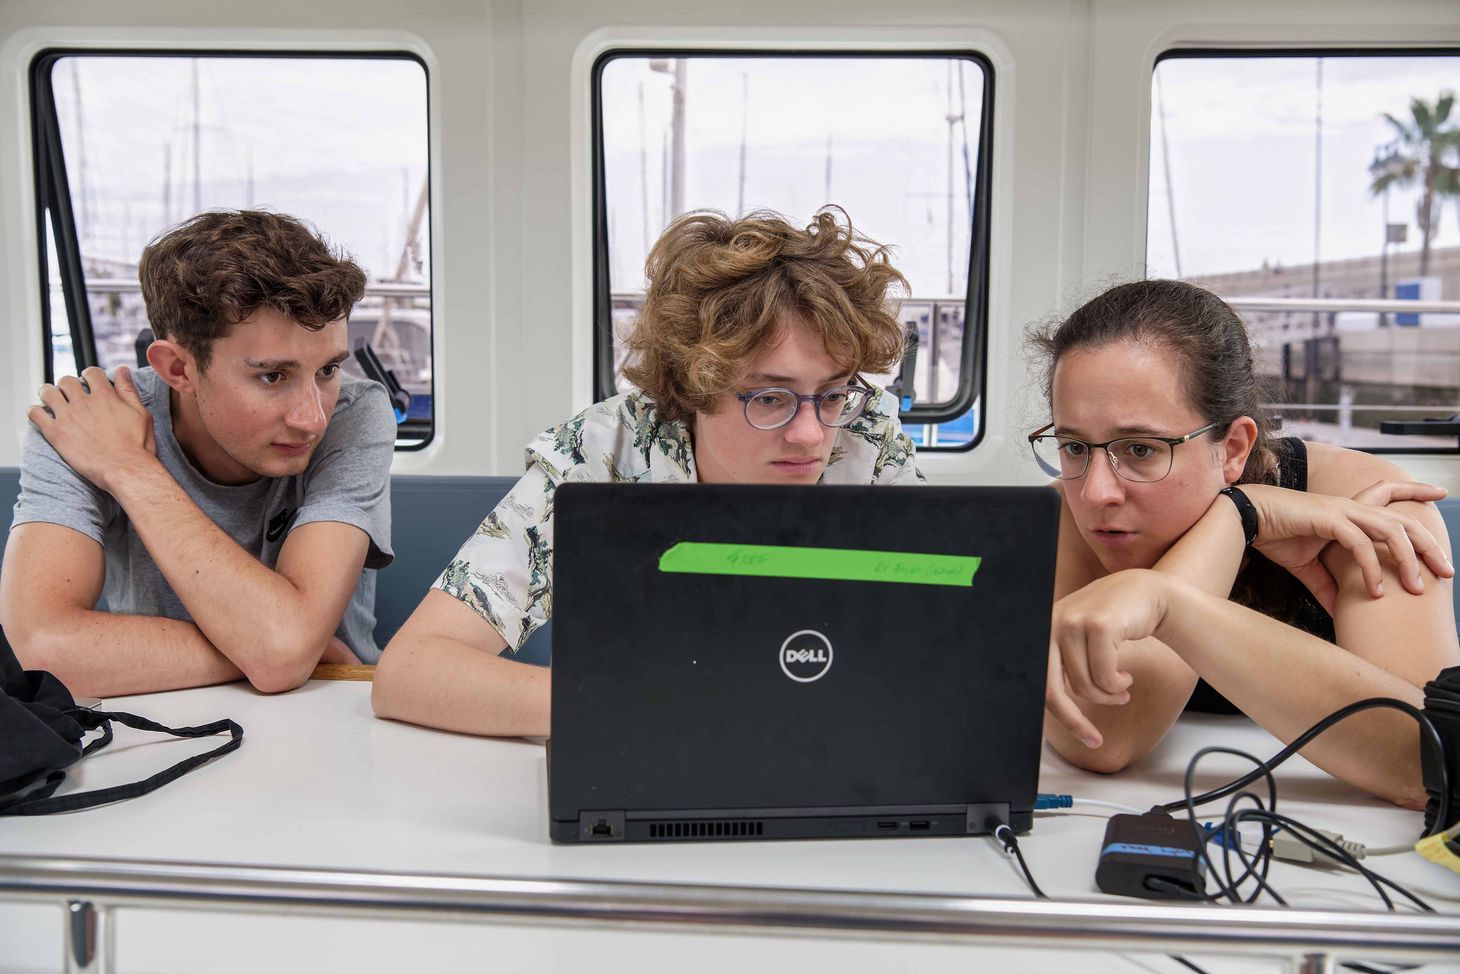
[
  {"left": 71, "top": 278, "right": 431, "bottom": 299},
  {"left": 1225, "top": 297, "right": 1460, "bottom": 315},
  {"left": 1267, "top": 403, "right": 1460, "bottom": 413},
  {"left": 64, "top": 285, "right": 1460, "bottom": 315},
  {"left": 2, "top": 854, "right": 1457, "bottom": 960}
]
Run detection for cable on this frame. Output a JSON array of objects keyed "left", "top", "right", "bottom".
[
  {"left": 1034, "top": 793, "right": 1144, "bottom": 815},
  {"left": 992, "top": 821, "right": 1048, "bottom": 899},
  {"left": 988, "top": 819, "right": 1212, "bottom": 974},
  {"left": 1175, "top": 743, "right": 1435, "bottom": 913},
  {"left": 1159, "top": 698, "right": 1452, "bottom": 841},
  {"left": 1365, "top": 841, "right": 1415, "bottom": 858},
  {"left": 1075, "top": 798, "right": 1145, "bottom": 815},
  {"left": 1182, "top": 746, "right": 1282, "bottom": 906},
  {"left": 1272, "top": 810, "right": 1460, "bottom": 861},
  {"left": 1270, "top": 827, "right": 1369, "bottom": 863}
]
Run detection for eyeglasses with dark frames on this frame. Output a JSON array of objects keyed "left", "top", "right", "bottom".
[
  {"left": 734, "top": 382, "right": 875, "bottom": 431},
  {"left": 1026, "top": 422, "right": 1222, "bottom": 483}
]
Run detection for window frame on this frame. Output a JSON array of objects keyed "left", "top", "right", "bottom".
[
  {"left": 589, "top": 48, "right": 995, "bottom": 442},
  {"left": 1151, "top": 45, "right": 1460, "bottom": 457},
  {"left": 28, "top": 47, "right": 437, "bottom": 449}
]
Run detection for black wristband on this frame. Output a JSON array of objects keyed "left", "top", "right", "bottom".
[{"left": 1219, "top": 486, "right": 1258, "bottom": 547}]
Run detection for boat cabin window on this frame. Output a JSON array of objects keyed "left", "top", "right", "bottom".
[
  {"left": 592, "top": 52, "right": 993, "bottom": 451},
  {"left": 1149, "top": 50, "right": 1460, "bottom": 453},
  {"left": 30, "top": 51, "right": 435, "bottom": 448}
]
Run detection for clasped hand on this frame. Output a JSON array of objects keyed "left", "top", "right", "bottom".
[
  {"left": 1245, "top": 481, "right": 1453, "bottom": 612},
  {"left": 1045, "top": 481, "right": 1454, "bottom": 749},
  {"left": 28, "top": 366, "right": 157, "bottom": 493}
]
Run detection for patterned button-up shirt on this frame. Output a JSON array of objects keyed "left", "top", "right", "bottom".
[{"left": 433, "top": 388, "right": 924, "bottom": 650}]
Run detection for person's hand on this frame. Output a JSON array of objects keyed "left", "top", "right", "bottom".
[
  {"left": 1243, "top": 482, "right": 1453, "bottom": 613},
  {"left": 27, "top": 366, "right": 157, "bottom": 493},
  {"left": 1045, "top": 570, "right": 1171, "bottom": 749},
  {"left": 320, "top": 637, "right": 362, "bottom": 665}
]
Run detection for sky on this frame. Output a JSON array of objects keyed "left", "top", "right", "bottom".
[
  {"left": 600, "top": 56, "right": 982, "bottom": 301},
  {"left": 52, "top": 55, "right": 430, "bottom": 281},
  {"left": 1148, "top": 55, "right": 1460, "bottom": 279}
]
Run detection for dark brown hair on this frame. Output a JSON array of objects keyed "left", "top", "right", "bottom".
[
  {"left": 621, "top": 208, "right": 908, "bottom": 423},
  {"left": 1028, "top": 278, "right": 1278, "bottom": 486},
  {"left": 139, "top": 210, "right": 367, "bottom": 370}
]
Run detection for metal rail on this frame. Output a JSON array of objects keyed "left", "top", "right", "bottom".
[
  {"left": 3, "top": 854, "right": 1458, "bottom": 973},
  {"left": 1225, "top": 296, "right": 1460, "bottom": 315},
  {"left": 75, "top": 278, "right": 432, "bottom": 299},
  {"left": 66, "top": 285, "right": 1460, "bottom": 315}
]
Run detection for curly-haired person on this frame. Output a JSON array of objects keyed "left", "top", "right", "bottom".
[
  {"left": 2, "top": 211, "right": 396, "bottom": 696},
  {"left": 372, "top": 208, "right": 922, "bottom": 737}
]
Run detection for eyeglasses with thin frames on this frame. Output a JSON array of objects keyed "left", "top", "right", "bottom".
[
  {"left": 1026, "top": 422, "right": 1222, "bottom": 483},
  {"left": 734, "top": 381, "right": 875, "bottom": 431}
]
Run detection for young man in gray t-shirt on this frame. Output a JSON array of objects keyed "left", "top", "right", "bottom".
[{"left": 0, "top": 210, "right": 395, "bottom": 697}]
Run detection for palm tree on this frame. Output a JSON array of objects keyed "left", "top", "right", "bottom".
[{"left": 1368, "top": 91, "right": 1460, "bottom": 277}]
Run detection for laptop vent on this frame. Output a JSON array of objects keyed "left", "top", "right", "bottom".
[{"left": 647, "top": 819, "right": 765, "bottom": 839}]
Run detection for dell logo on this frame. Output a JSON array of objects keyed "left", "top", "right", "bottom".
[{"left": 779, "top": 629, "right": 833, "bottom": 683}]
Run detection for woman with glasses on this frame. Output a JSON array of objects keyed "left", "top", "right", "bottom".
[
  {"left": 371, "top": 208, "right": 920, "bottom": 737},
  {"left": 1031, "top": 279, "right": 1459, "bottom": 808}
]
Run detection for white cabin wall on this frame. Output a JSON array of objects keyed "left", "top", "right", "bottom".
[{"left": 1, "top": 0, "right": 1458, "bottom": 486}]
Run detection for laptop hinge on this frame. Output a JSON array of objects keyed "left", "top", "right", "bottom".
[
  {"left": 577, "top": 810, "right": 626, "bottom": 841},
  {"left": 964, "top": 802, "right": 1012, "bottom": 835}
]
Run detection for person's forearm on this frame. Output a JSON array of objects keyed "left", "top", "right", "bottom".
[
  {"left": 1155, "top": 579, "right": 1427, "bottom": 808},
  {"left": 1152, "top": 495, "right": 1246, "bottom": 597},
  {"left": 13, "top": 607, "right": 244, "bottom": 697},
  {"left": 372, "top": 636, "right": 550, "bottom": 738},
  {"left": 1045, "top": 636, "right": 1198, "bottom": 773},
  {"left": 106, "top": 460, "right": 335, "bottom": 690}
]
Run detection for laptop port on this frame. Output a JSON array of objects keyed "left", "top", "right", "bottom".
[
  {"left": 877, "top": 821, "right": 898, "bottom": 830},
  {"left": 909, "top": 821, "right": 931, "bottom": 831},
  {"left": 578, "top": 810, "right": 624, "bottom": 840}
]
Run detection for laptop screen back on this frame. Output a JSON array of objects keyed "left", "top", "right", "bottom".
[{"left": 549, "top": 484, "right": 1058, "bottom": 835}]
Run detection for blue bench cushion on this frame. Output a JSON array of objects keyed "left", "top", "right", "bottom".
[{"left": 379, "top": 475, "right": 551, "bottom": 664}]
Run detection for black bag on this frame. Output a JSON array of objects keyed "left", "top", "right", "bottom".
[
  {"left": 1423, "top": 665, "right": 1460, "bottom": 839},
  {"left": 0, "top": 627, "right": 242, "bottom": 815}
]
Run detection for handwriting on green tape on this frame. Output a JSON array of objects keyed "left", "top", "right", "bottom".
[{"left": 658, "top": 542, "right": 980, "bottom": 587}]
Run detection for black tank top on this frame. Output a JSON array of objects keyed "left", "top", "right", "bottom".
[{"left": 1185, "top": 437, "right": 1336, "bottom": 714}]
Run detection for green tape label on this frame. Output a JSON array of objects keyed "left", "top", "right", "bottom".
[{"left": 658, "top": 542, "right": 980, "bottom": 587}]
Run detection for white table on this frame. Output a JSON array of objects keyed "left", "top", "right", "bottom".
[{"left": 2, "top": 681, "right": 1457, "bottom": 973}]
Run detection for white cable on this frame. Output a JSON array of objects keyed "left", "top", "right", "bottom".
[
  {"left": 1366, "top": 842, "right": 1415, "bottom": 857},
  {"left": 1032, "top": 799, "right": 1143, "bottom": 815},
  {"left": 1321, "top": 820, "right": 1460, "bottom": 858},
  {"left": 1073, "top": 798, "right": 1144, "bottom": 815}
]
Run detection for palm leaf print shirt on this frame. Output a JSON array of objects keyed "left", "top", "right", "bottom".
[{"left": 432, "top": 388, "right": 923, "bottom": 651}]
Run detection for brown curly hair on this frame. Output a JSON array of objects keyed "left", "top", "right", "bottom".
[
  {"left": 139, "top": 210, "right": 367, "bottom": 371},
  {"left": 621, "top": 208, "right": 908, "bottom": 423}
]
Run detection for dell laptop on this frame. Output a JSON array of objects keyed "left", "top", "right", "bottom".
[{"left": 548, "top": 484, "right": 1058, "bottom": 843}]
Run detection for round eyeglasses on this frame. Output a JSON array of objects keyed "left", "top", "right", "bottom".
[
  {"left": 734, "top": 384, "right": 874, "bottom": 431},
  {"left": 1027, "top": 422, "right": 1221, "bottom": 484}
]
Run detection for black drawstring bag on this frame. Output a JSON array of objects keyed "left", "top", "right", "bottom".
[
  {"left": 0, "top": 626, "right": 242, "bottom": 815},
  {"left": 1423, "top": 665, "right": 1460, "bottom": 842}
]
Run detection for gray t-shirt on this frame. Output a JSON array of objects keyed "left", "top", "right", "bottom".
[{"left": 11, "top": 367, "right": 395, "bottom": 661}]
